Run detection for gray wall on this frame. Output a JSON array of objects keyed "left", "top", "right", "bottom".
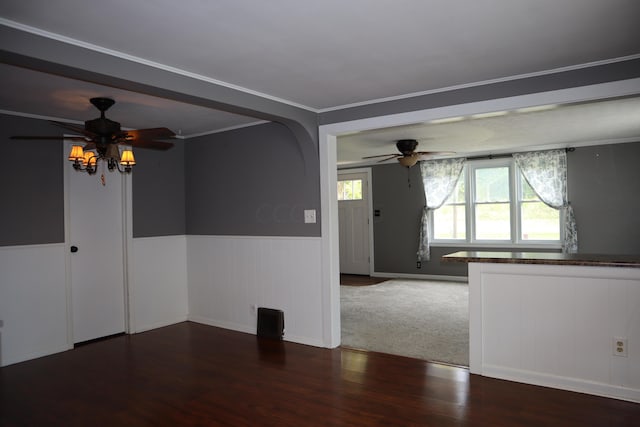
[
  {"left": 132, "top": 141, "right": 186, "bottom": 237},
  {"left": 3, "top": 108, "right": 638, "bottom": 260},
  {"left": 367, "top": 142, "right": 640, "bottom": 277},
  {"left": 0, "top": 114, "right": 188, "bottom": 244},
  {"left": 0, "top": 114, "right": 64, "bottom": 246},
  {"left": 370, "top": 164, "right": 468, "bottom": 277},
  {"left": 185, "top": 122, "right": 321, "bottom": 237},
  {"left": 568, "top": 142, "right": 640, "bottom": 254},
  {"left": 1, "top": 116, "right": 322, "bottom": 244}
]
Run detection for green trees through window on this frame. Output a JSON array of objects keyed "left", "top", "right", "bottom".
[{"left": 337, "top": 179, "right": 363, "bottom": 201}]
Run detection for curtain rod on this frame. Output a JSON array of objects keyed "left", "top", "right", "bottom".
[{"left": 465, "top": 147, "right": 575, "bottom": 161}]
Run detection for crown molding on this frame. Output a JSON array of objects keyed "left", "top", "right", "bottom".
[
  {"left": 3, "top": 18, "right": 639, "bottom": 121},
  {"left": 0, "top": 109, "right": 84, "bottom": 125},
  {"left": 318, "top": 54, "right": 640, "bottom": 113}
]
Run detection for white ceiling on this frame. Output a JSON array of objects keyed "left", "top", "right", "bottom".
[{"left": 1, "top": 0, "right": 639, "bottom": 154}]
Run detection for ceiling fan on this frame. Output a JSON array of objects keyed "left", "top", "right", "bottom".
[
  {"left": 11, "top": 97, "right": 175, "bottom": 175},
  {"left": 363, "top": 139, "right": 452, "bottom": 168}
]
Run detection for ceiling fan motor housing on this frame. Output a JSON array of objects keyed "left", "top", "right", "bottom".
[
  {"left": 396, "top": 139, "right": 418, "bottom": 155},
  {"left": 85, "top": 117, "right": 121, "bottom": 140},
  {"left": 85, "top": 97, "right": 121, "bottom": 144}
]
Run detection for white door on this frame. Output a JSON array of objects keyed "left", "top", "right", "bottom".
[
  {"left": 66, "top": 141, "right": 127, "bottom": 344},
  {"left": 338, "top": 171, "right": 371, "bottom": 275}
]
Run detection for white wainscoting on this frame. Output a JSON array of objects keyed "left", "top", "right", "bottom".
[
  {"left": 0, "top": 243, "right": 69, "bottom": 367},
  {"left": 469, "top": 262, "right": 640, "bottom": 402},
  {"left": 130, "top": 235, "right": 189, "bottom": 333},
  {"left": 187, "top": 235, "right": 324, "bottom": 347}
]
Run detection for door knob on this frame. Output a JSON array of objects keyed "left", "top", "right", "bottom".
[{"left": 70, "top": 245, "right": 78, "bottom": 253}]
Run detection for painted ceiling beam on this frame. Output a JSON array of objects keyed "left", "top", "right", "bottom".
[{"left": 0, "top": 23, "right": 319, "bottom": 173}]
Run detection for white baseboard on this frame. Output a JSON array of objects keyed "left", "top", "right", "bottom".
[
  {"left": 372, "top": 272, "right": 468, "bottom": 282},
  {"left": 188, "top": 315, "right": 324, "bottom": 348},
  {"left": 1, "top": 343, "right": 72, "bottom": 368},
  {"left": 133, "top": 316, "right": 189, "bottom": 334},
  {"left": 188, "top": 315, "right": 254, "bottom": 335},
  {"left": 484, "top": 364, "right": 640, "bottom": 403},
  {"left": 283, "top": 334, "right": 325, "bottom": 348}
]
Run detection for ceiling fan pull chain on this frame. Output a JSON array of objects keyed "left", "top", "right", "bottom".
[
  {"left": 407, "top": 167, "right": 411, "bottom": 188},
  {"left": 101, "top": 172, "right": 106, "bottom": 186}
]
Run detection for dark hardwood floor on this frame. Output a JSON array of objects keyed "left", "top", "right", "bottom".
[
  {"left": 340, "top": 274, "right": 388, "bottom": 286},
  {"left": 1, "top": 322, "right": 638, "bottom": 426}
]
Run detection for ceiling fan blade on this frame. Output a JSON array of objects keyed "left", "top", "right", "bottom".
[
  {"left": 362, "top": 153, "right": 399, "bottom": 159},
  {"left": 49, "top": 121, "right": 95, "bottom": 137},
  {"left": 415, "top": 151, "right": 456, "bottom": 157},
  {"left": 83, "top": 142, "right": 96, "bottom": 150},
  {"left": 10, "top": 135, "right": 88, "bottom": 142},
  {"left": 122, "top": 127, "right": 176, "bottom": 141},
  {"left": 375, "top": 154, "right": 402, "bottom": 163},
  {"left": 126, "top": 139, "right": 174, "bottom": 151}
]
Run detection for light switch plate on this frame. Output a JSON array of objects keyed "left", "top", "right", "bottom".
[{"left": 304, "top": 209, "right": 316, "bottom": 224}]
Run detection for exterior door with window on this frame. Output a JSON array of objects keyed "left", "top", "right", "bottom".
[{"left": 338, "top": 171, "right": 370, "bottom": 275}]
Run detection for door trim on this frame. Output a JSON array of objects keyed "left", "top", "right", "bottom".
[
  {"left": 63, "top": 138, "right": 133, "bottom": 348},
  {"left": 337, "top": 167, "right": 373, "bottom": 276}
]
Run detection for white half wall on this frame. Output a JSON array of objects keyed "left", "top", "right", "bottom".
[
  {"left": 187, "top": 235, "right": 324, "bottom": 347},
  {"left": 130, "top": 235, "right": 189, "bottom": 333},
  {"left": 0, "top": 244, "right": 69, "bottom": 366},
  {"left": 469, "top": 262, "right": 640, "bottom": 402}
]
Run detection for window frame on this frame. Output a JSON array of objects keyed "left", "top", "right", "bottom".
[
  {"left": 431, "top": 157, "right": 563, "bottom": 249},
  {"left": 337, "top": 178, "right": 364, "bottom": 201}
]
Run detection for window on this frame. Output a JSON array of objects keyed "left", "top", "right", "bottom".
[
  {"left": 433, "top": 158, "right": 561, "bottom": 246},
  {"left": 433, "top": 169, "right": 466, "bottom": 240},
  {"left": 473, "top": 165, "right": 511, "bottom": 240},
  {"left": 337, "top": 179, "right": 363, "bottom": 201},
  {"left": 519, "top": 175, "right": 560, "bottom": 241}
]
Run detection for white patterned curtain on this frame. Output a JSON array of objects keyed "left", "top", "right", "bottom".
[
  {"left": 417, "top": 158, "right": 466, "bottom": 261},
  {"left": 513, "top": 149, "right": 578, "bottom": 253}
]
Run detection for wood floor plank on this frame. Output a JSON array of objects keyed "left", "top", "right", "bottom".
[
  {"left": 1, "top": 322, "right": 638, "bottom": 426},
  {"left": 340, "top": 274, "right": 388, "bottom": 286}
]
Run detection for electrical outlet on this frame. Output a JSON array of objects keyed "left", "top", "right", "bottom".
[
  {"left": 416, "top": 261, "right": 421, "bottom": 269},
  {"left": 613, "top": 337, "right": 628, "bottom": 357},
  {"left": 250, "top": 304, "right": 257, "bottom": 315}
]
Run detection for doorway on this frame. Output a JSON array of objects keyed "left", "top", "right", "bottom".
[
  {"left": 64, "top": 140, "right": 129, "bottom": 344},
  {"left": 320, "top": 79, "right": 640, "bottom": 350}
]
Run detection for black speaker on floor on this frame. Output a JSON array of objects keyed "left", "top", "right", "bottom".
[{"left": 257, "top": 307, "right": 284, "bottom": 340}]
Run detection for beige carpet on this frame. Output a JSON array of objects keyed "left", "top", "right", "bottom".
[{"left": 340, "top": 279, "right": 469, "bottom": 366}]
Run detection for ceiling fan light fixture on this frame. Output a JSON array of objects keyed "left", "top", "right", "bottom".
[
  {"left": 67, "top": 144, "right": 135, "bottom": 175},
  {"left": 398, "top": 154, "right": 419, "bottom": 168},
  {"left": 13, "top": 97, "right": 176, "bottom": 179},
  {"left": 106, "top": 144, "right": 120, "bottom": 160},
  {"left": 120, "top": 150, "right": 136, "bottom": 166},
  {"left": 68, "top": 145, "right": 84, "bottom": 162},
  {"left": 83, "top": 150, "right": 97, "bottom": 167}
]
